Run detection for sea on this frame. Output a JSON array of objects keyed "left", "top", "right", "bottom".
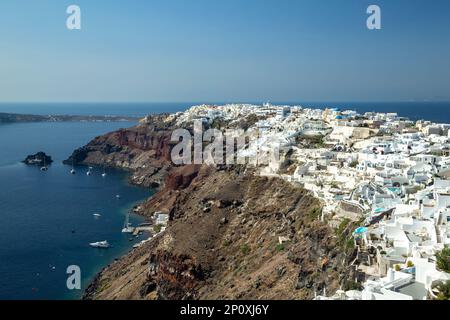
[{"left": 0, "top": 101, "right": 449, "bottom": 300}]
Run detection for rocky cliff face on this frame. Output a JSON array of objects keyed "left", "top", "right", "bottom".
[
  {"left": 85, "top": 166, "right": 356, "bottom": 300},
  {"left": 76, "top": 115, "right": 356, "bottom": 300},
  {"left": 64, "top": 115, "right": 175, "bottom": 188}
]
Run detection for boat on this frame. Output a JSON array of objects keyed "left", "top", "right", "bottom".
[
  {"left": 121, "top": 212, "right": 135, "bottom": 233},
  {"left": 70, "top": 160, "right": 76, "bottom": 174},
  {"left": 86, "top": 167, "right": 93, "bottom": 176},
  {"left": 122, "top": 224, "right": 134, "bottom": 233},
  {"left": 116, "top": 194, "right": 121, "bottom": 199},
  {"left": 40, "top": 157, "right": 48, "bottom": 172},
  {"left": 89, "top": 241, "right": 110, "bottom": 248},
  {"left": 101, "top": 165, "right": 107, "bottom": 177},
  {"left": 93, "top": 213, "right": 101, "bottom": 218}
]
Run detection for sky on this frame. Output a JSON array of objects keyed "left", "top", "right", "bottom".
[{"left": 0, "top": 0, "right": 449, "bottom": 103}]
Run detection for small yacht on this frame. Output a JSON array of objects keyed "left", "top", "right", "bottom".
[
  {"left": 93, "top": 213, "right": 102, "bottom": 218},
  {"left": 70, "top": 159, "right": 76, "bottom": 174},
  {"left": 40, "top": 158, "right": 48, "bottom": 171},
  {"left": 116, "top": 194, "right": 121, "bottom": 199},
  {"left": 121, "top": 212, "right": 135, "bottom": 233},
  {"left": 86, "top": 167, "right": 93, "bottom": 176},
  {"left": 101, "top": 166, "right": 107, "bottom": 177},
  {"left": 89, "top": 241, "right": 110, "bottom": 249},
  {"left": 122, "top": 224, "right": 134, "bottom": 234}
]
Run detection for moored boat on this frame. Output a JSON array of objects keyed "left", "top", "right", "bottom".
[{"left": 89, "top": 240, "right": 111, "bottom": 248}]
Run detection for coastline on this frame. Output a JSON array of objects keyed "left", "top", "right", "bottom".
[
  {"left": 0, "top": 112, "right": 139, "bottom": 124},
  {"left": 59, "top": 102, "right": 450, "bottom": 300},
  {"left": 57, "top": 164, "right": 155, "bottom": 300},
  {"left": 0, "top": 119, "right": 154, "bottom": 300},
  {"left": 71, "top": 110, "right": 353, "bottom": 300},
  {"left": 53, "top": 161, "right": 159, "bottom": 300}
]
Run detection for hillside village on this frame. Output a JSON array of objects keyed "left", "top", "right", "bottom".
[{"left": 155, "top": 103, "right": 450, "bottom": 300}]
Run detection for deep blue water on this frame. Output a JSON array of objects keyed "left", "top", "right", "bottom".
[{"left": 0, "top": 121, "right": 152, "bottom": 300}]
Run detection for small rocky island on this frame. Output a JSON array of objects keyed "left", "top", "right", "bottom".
[{"left": 22, "top": 152, "right": 53, "bottom": 166}]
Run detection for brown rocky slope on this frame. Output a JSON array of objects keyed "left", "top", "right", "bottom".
[{"left": 66, "top": 116, "right": 357, "bottom": 300}]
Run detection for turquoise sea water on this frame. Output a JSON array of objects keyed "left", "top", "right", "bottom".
[{"left": 0, "top": 121, "right": 152, "bottom": 300}]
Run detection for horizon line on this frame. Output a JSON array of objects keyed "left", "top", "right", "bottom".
[{"left": 1, "top": 100, "right": 450, "bottom": 105}]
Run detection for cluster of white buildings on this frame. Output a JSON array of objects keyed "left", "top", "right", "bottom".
[{"left": 167, "top": 103, "right": 450, "bottom": 300}]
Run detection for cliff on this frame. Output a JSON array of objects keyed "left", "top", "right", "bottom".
[
  {"left": 64, "top": 115, "right": 175, "bottom": 188},
  {"left": 70, "top": 114, "right": 357, "bottom": 300}
]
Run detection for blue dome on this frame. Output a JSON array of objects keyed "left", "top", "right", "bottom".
[{"left": 335, "top": 115, "right": 343, "bottom": 119}]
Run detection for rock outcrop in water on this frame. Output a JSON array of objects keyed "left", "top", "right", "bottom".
[
  {"left": 70, "top": 114, "right": 357, "bottom": 300},
  {"left": 22, "top": 152, "right": 53, "bottom": 166}
]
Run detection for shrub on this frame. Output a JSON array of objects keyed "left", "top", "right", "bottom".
[
  {"left": 345, "top": 238, "right": 355, "bottom": 254},
  {"left": 406, "top": 261, "right": 414, "bottom": 268},
  {"left": 309, "top": 208, "right": 320, "bottom": 220},
  {"left": 276, "top": 244, "right": 285, "bottom": 252},
  {"left": 436, "top": 246, "right": 450, "bottom": 273},
  {"left": 223, "top": 239, "right": 232, "bottom": 247},
  {"left": 349, "top": 160, "right": 359, "bottom": 168},
  {"left": 342, "top": 279, "right": 362, "bottom": 291},
  {"left": 337, "top": 219, "right": 351, "bottom": 235},
  {"left": 153, "top": 224, "right": 162, "bottom": 233},
  {"left": 436, "top": 281, "right": 450, "bottom": 300},
  {"left": 241, "top": 244, "right": 250, "bottom": 255},
  {"left": 395, "top": 264, "right": 401, "bottom": 272}
]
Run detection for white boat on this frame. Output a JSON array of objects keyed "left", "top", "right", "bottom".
[
  {"left": 116, "top": 194, "right": 121, "bottom": 199},
  {"left": 86, "top": 167, "right": 93, "bottom": 176},
  {"left": 89, "top": 240, "right": 110, "bottom": 248},
  {"left": 122, "top": 224, "right": 135, "bottom": 234},
  {"left": 93, "top": 213, "right": 102, "bottom": 218},
  {"left": 40, "top": 157, "right": 48, "bottom": 171},
  {"left": 121, "top": 212, "right": 135, "bottom": 233},
  {"left": 70, "top": 160, "right": 76, "bottom": 174},
  {"left": 101, "top": 166, "right": 107, "bottom": 177}
]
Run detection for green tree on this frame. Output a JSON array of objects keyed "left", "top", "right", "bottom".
[
  {"left": 241, "top": 244, "right": 250, "bottom": 255},
  {"left": 436, "top": 246, "right": 450, "bottom": 273},
  {"left": 436, "top": 281, "right": 450, "bottom": 300}
]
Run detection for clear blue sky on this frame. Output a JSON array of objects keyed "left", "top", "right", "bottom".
[{"left": 1, "top": 0, "right": 449, "bottom": 102}]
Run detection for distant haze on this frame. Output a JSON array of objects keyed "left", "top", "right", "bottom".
[{"left": 1, "top": 0, "right": 450, "bottom": 103}]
